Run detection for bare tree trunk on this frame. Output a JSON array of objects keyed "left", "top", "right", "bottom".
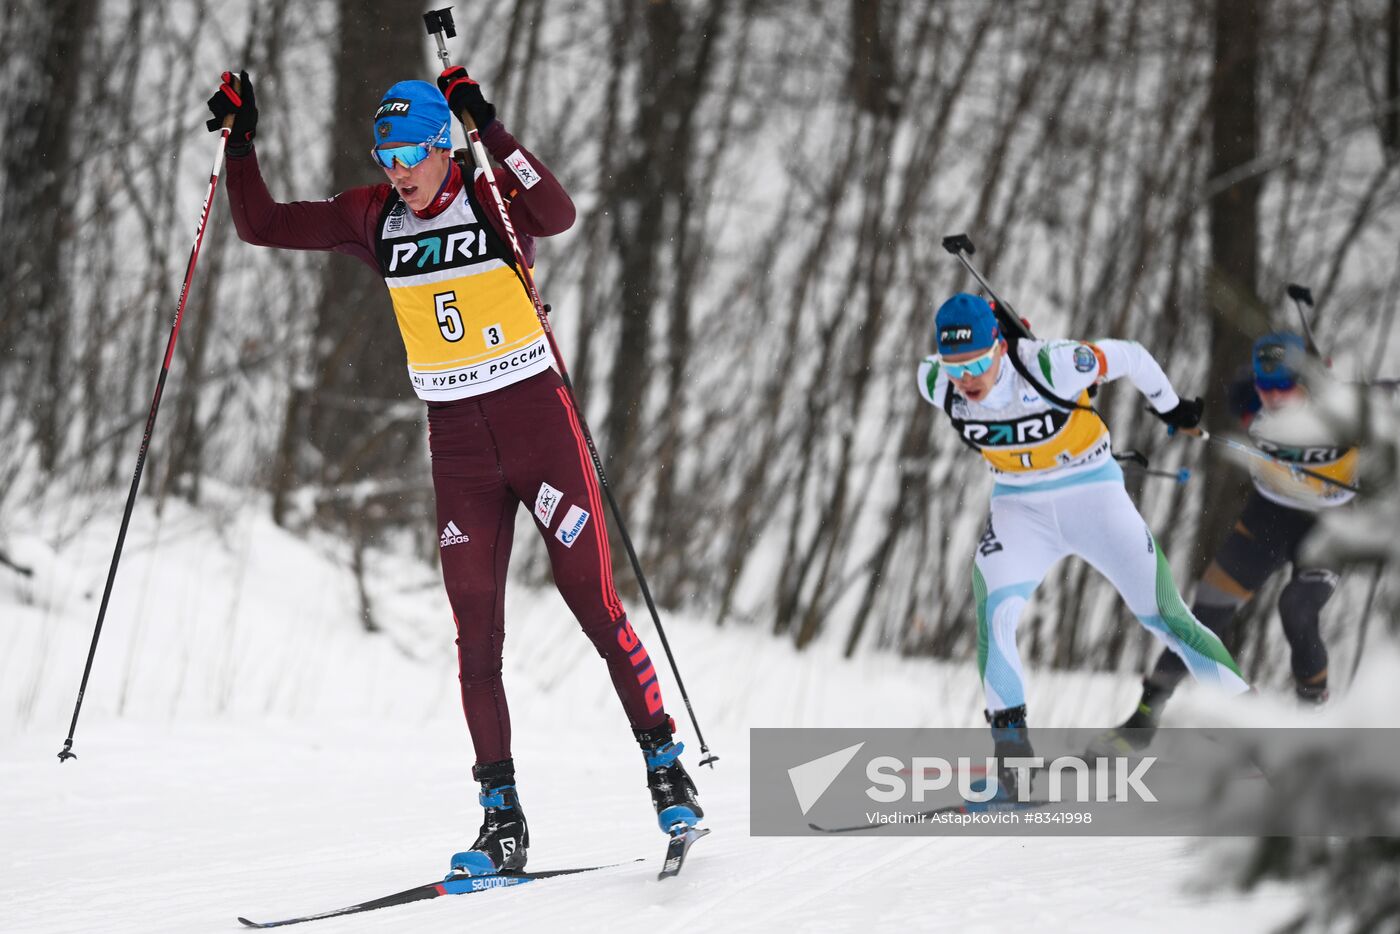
[
  {"left": 600, "top": 0, "right": 728, "bottom": 599},
  {"left": 0, "top": 0, "right": 97, "bottom": 473},
  {"left": 850, "top": 0, "right": 898, "bottom": 118},
  {"left": 272, "top": 2, "right": 424, "bottom": 528},
  {"left": 1198, "top": 0, "right": 1265, "bottom": 575},
  {"left": 1389, "top": 0, "right": 1400, "bottom": 156},
  {"left": 644, "top": 0, "right": 732, "bottom": 587}
]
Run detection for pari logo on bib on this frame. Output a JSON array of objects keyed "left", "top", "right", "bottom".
[{"left": 555, "top": 505, "right": 591, "bottom": 548}]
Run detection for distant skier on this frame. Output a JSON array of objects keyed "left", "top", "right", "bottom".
[
  {"left": 916, "top": 293, "right": 1249, "bottom": 798},
  {"left": 1101, "top": 333, "right": 1354, "bottom": 748},
  {"left": 205, "top": 69, "right": 701, "bottom": 873}
]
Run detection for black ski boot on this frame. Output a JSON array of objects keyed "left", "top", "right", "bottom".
[
  {"left": 448, "top": 759, "right": 528, "bottom": 877},
  {"left": 1296, "top": 672, "right": 1329, "bottom": 706},
  {"left": 1087, "top": 679, "right": 1173, "bottom": 757},
  {"left": 636, "top": 720, "right": 704, "bottom": 833}
]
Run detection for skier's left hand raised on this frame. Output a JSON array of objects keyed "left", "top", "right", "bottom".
[
  {"left": 1151, "top": 396, "right": 1204, "bottom": 431},
  {"left": 206, "top": 70, "right": 257, "bottom": 153},
  {"left": 437, "top": 66, "right": 496, "bottom": 131}
]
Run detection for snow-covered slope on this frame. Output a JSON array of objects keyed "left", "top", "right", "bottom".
[{"left": 1, "top": 495, "right": 1365, "bottom": 933}]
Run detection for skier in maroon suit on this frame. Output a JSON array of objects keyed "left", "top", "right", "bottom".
[{"left": 206, "top": 68, "right": 702, "bottom": 875}]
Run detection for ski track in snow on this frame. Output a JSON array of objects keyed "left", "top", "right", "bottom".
[
  {"left": 0, "top": 721, "right": 1303, "bottom": 934},
  {"left": 0, "top": 497, "right": 1354, "bottom": 932}
]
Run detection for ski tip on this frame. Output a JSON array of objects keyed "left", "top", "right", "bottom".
[{"left": 236, "top": 918, "right": 264, "bottom": 929}]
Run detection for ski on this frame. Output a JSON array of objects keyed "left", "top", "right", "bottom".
[
  {"left": 808, "top": 799, "right": 1059, "bottom": 834},
  {"left": 657, "top": 826, "right": 710, "bottom": 880},
  {"left": 236, "top": 861, "right": 638, "bottom": 929}
]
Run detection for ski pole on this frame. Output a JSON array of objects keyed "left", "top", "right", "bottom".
[
  {"left": 1113, "top": 450, "right": 1191, "bottom": 484},
  {"left": 423, "top": 9, "right": 717, "bottom": 767},
  {"left": 1285, "top": 283, "right": 1331, "bottom": 366},
  {"left": 57, "top": 110, "right": 237, "bottom": 763},
  {"left": 1170, "top": 426, "right": 1360, "bottom": 495}
]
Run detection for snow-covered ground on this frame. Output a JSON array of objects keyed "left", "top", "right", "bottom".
[{"left": 0, "top": 494, "right": 1362, "bottom": 933}]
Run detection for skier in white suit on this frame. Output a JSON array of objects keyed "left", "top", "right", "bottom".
[{"left": 917, "top": 293, "right": 1249, "bottom": 800}]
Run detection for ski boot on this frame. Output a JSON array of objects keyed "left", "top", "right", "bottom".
[
  {"left": 636, "top": 720, "right": 704, "bottom": 833},
  {"left": 1296, "top": 672, "right": 1329, "bottom": 707},
  {"left": 1085, "top": 679, "right": 1172, "bottom": 757},
  {"left": 447, "top": 759, "right": 529, "bottom": 877},
  {"left": 965, "top": 705, "right": 1034, "bottom": 810}
]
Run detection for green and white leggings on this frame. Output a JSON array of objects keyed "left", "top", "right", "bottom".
[{"left": 973, "top": 466, "right": 1249, "bottom": 713}]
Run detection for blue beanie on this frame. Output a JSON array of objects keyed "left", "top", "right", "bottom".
[
  {"left": 1252, "top": 332, "right": 1307, "bottom": 389},
  {"left": 935, "top": 293, "right": 1000, "bottom": 356},
  {"left": 373, "top": 81, "right": 452, "bottom": 149}
]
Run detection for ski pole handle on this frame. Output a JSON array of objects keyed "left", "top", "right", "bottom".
[
  {"left": 1286, "top": 281, "right": 1330, "bottom": 366},
  {"left": 221, "top": 75, "right": 240, "bottom": 130}
]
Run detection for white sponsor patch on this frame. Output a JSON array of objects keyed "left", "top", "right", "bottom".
[
  {"left": 534, "top": 482, "right": 563, "bottom": 528},
  {"left": 554, "top": 505, "right": 590, "bottom": 548},
  {"left": 503, "top": 148, "right": 542, "bottom": 189}
]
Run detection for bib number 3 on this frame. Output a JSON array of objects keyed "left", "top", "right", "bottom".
[{"left": 435, "top": 291, "right": 464, "bottom": 343}]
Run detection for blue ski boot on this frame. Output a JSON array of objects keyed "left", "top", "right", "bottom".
[
  {"left": 636, "top": 721, "right": 704, "bottom": 833},
  {"left": 448, "top": 759, "right": 528, "bottom": 877},
  {"left": 965, "top": 705, "right": 1034, "bottom": 811}
]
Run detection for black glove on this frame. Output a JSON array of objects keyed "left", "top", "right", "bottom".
[
  {"left": 206, "top": 70, "right": 257, "bottom": 154},
  {"left": 437, "top": 66, "right": 496, "bottom": 131},
  {"left": 1151, "top": 396, "right": 1204, "bottom": 431}
]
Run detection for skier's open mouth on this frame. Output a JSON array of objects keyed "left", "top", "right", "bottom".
[{"left": 398, "top": 185, "right": 418, "bottom": 198}]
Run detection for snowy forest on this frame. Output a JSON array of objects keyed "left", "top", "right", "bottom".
[
  {"left": 4, "top": 0, "right": 1398, "bottom": 678},
  {"left": 4, "top": 1, "right": 1400, "bottom": 932}
]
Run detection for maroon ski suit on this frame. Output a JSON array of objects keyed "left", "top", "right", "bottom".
[{"left": 224, "top": 121, "right": 668, "bottom": 764}]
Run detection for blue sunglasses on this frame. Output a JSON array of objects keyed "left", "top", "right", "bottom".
[
  {"left": 371, "top": 121, "right": 450, "bottom": 170},
  {"left": 942, "top": 345, "right": 998, "bottom": 379},
  {"left": 372, "top": 143, "right": 433, "bottom": 170}
]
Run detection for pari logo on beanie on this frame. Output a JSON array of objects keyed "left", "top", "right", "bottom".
[
  {"left": 372, "top": 80, "right": 452, "bottom": 148},
  {"left": 935, "top": 293, "right": 1000, "bottom": 356}
]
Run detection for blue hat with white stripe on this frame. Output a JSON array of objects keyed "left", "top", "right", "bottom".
[
  {"left": 373, "top": 80, "right": 451, "bottom": 149},
  {"left": 935, "top": 293, "right": 1000, "bottom": 356}
]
